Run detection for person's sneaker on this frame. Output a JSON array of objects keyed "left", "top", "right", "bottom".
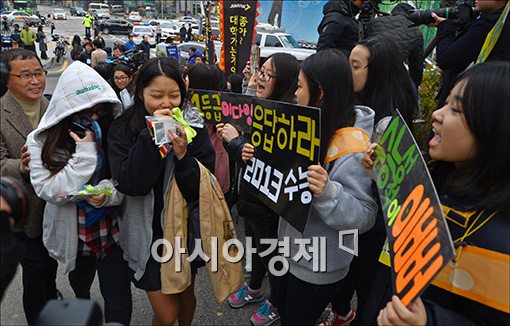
[
  {"left": 250, "top": 299, "right": 280, "bottom": 326},
  {"left": 321, "top": 308, "right": 356, "bottom": 326},
  {"left": 227, "top": 283, "right": 264, "bottom": 308}
]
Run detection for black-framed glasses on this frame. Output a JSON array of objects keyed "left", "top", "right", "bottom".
[
  {"left": 114, "top": 76, "right": 129, "bottom": 81},
  {"left": 258, "top": 69, "right": 276, "bottom": 82},
  {"left": 9, "top": 70, "right": 47, "bottom": 82}
]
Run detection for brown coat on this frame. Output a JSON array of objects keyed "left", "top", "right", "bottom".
[
  {"left": 161, "top": 161, "right": 243, "bottom": 302},
  {"left": 0, "top": 92, "right": 48, "bottom": 237}
]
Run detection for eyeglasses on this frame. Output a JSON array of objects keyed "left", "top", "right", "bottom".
[
  {"left": 9, "top": 70, "right": 47, "bottom": 82},
  {"left": 258, "top": 69, "right": 276, "bottom": 82},
  {"left": 114, "top": 76, "right": 129, "bottom": 81}
]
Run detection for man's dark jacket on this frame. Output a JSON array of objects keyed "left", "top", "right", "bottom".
[{"left": 317, "top": 0, "right": 360, "bottom": 56}]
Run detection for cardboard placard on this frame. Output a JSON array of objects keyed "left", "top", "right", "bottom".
[
  {"left": 189, "top": 89, "right": 254, "bottom": 133},
  {"left": 243, "top": 98, "right": 320, "bottom": 233},
  {"left": 188, "top": 89, "right": 319, "bottom": 233},
  {"left": 373, "top": 111, "right": 455, "bottom": 307}
]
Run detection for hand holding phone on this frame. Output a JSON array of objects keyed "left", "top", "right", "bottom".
[
  {"left": 70, "top": 122, "right": 87, "bottom": 138},
  {"left": 69, "top": 122, "right": 95, "bottom": 142}
]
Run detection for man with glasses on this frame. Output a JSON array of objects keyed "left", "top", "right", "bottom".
[{"left": 0, "top": 48, "right": 58, "bottom": 324}]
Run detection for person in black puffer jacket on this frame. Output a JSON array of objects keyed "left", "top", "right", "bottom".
[
  {"left": 316, "top": 0, "right": 365, "bottom": 56},
  {"left": 432, "top": 0, "right": 510, "bottom": 107},
  {"left": 366, "top": 3, "right": 424, "bottom": 88}
]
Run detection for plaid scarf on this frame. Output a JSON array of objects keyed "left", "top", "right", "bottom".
[{"left": 74, "top": 115, "right": 120, "bottom": 258}]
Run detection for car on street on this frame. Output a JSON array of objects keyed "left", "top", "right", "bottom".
[
  {"left": 93, "top": 9, "right": 110, "bottom": 20},
  {"left": 70, "top": 7, "right": 86, "bottom": 16},
  {"left": 128, "top": 11, "right": 142, "bottom": 22},
  {"left": 153, "top": 20, "right": 180, "bottom": 39},
  {"left": 111, "top": 5, "right": 124, "bottom": 14},
  {"left": 4, "top": 11, "right": 39, "bottom": 26},
  {"left": 254, "top": 29, "right": 315, "bottom": 62},
  {"left": 131, "top": 25, "right": 156, "bottom": 46},
  {"left": 177, "top": 41, "right": 222, "bottom": 66},
  {"left": 98, "top": 19, "right": 133, "bottom": 35},
  {"left": 178, "top": 15, "right": 198, "bottom": 24},
  {"left": 52, "top": 8, "right": 67, "bottom": 20}
]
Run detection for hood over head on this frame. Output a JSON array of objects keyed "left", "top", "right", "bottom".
[
  {"left": 353, "top": 105, "right": 375, "bottom": 136},
  {"left": 33, "top": 61, "right": 121, "bottom": 139}
]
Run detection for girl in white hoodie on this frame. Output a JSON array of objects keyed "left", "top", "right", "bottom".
[{"left": 26, "top": 61, "right": 132, "bottom": 325}]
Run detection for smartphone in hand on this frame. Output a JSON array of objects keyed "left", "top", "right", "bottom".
[{"left": 70, "top": 122, "right": 87, "bottom": 138}]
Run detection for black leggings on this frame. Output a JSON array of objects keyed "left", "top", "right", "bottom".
[
  {"left": 273, "top": 272, "right": 345, "bottom": 325},
  {"left": 13, "top": 233, "right": 58, "bottom": 325},
  {"left": 330, "top": 212, "right": 387, "bottom": 324},
  {"left": 68, "top": 245, "right": 132, "bottom": 325},
  {"left": 243, "top": 217, "right": 282, "bottom": 305}
]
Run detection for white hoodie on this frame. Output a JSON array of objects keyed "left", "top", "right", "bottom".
[{"left": 27, "top": 61, "right": 123, "bottom": 273}]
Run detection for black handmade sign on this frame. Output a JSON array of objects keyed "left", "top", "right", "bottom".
[
  {"left": 373, "top": 111, "right": 454, "bottom": 307},
  {"left": 189, "top": 90, "right": 320, "bottom": 233},
  {"left": 242, "top": 98, "right": 320, "bottom": 233},
  {"left": 189, "top": 89, "right": 254, "bottom": 133}
]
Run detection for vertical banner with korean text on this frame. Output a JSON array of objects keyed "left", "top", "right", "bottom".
[
  {"left": 373, "top": 111, "right": 455, "bottom": 307},
  {"left": 204, "top": 1, "right": 215, "bottom": 64},
  {"left": 219, "top": 0, "right": 259, "bottom": 76}
]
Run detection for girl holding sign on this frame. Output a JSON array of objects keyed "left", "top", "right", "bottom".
[
  {"left": 320, "top": 35, "right": 421, "bottom": 326},
  {"left": 242, "top": 49, "right": 378, "bottom": 325},
  {"left": 370, "top": 62, "right": 510, "bottom": 325},
  {"left": 218, "top": 53, "right": 300, "bottom": 326}
]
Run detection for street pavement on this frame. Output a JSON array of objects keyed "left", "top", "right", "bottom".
[
  {"left": 1, "top": 211, "right": 275, "bottom": 326},
  {"left": 0, "top": 6, "right": 277, "bottom": 326}
]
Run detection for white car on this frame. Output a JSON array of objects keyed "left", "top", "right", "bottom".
[
  {"left": 178, "top": 15, "right": 198, "bottom": 24},
  {"left": 177, "top": 41, "right": 222, "bottom": 66},
  {"left": 254, "top": 31, "right": 315, "bottom": 62},
  {"left": 4, "top": 11, "right": 30, "bottom": 25},
  {"left": 132, "top": 25, "right": 156, "bottom": 46},
  {"left": 128, "top": 12, "right": 142, "bottom": 22},
  {"left": 158, "top": 20, "right": 180, "bottom": 39},
  {"left": 52, "top": 8, "right": 67, "bottom": 20},
  {"left": 94, "top": 9, "right": 110, "bottom": 20}
]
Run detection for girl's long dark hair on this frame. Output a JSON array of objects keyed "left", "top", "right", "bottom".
[
  {"left": 187, "top": 63, "right": 222, "bottom": 91},
  {"left": 266, "top": 53, "right": 299, "bottom": 103},
  {"left": 432, "top": 62, "right": 510, "bottom": 211},
  {"left": 300, "top": 49, "right": 356, "bottom": 164},
  {"left": 120, "top": 57, "right": 186, "bottom": 134},
  {"left": 41, "top": 105, "right": 114, "bottom": 176},
  {"left": 356, "top": 36, "right": 418, "bottom": 128}
]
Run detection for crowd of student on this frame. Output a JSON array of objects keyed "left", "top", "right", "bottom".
[{"left": 1, "top": 0, "right": 509, "bottom": 325}]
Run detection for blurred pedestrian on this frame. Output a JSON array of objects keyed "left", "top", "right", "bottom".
[
  {"left": 187, "top": 23, "right": 193, "bottom": 42},
  {"left": 124, "top": 34, "right": 136, "bottom": 51},
  {"left": 47, "top": 14, "right": 55, "bottom": 35},
  {"left": 155, "top": 22, "right": 162, "bottom": 43},
  {"left": 137, "top": 35, "right": 150, "bottom": 59},
  {"left": 36, "top": 26, "right": 48, "bottom": 60},
  {"left": 20, "top": 23, "right": 37, "bottom": 54},
  {"left": 179, "top": 24, "right": 187, "bottom": 42},
  {"left": 91, "top": 39, "right": 106, "bottom": 68}
]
